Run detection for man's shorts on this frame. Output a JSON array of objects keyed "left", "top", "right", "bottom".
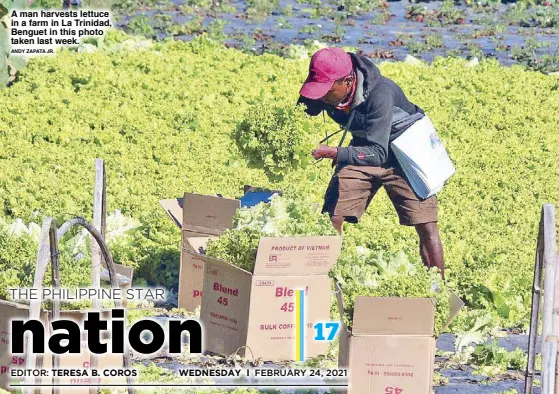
[{"left": 322, "top": 164, "right": 438, "bottom": 226}]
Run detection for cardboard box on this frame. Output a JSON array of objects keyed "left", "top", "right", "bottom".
[
  {"left": 101, "top": 262, "right": 134, "bottom": 290},
  {"left": 0, "top": 302, "right": 126, "bottom": 394},
  {"left": 335, "top": 288, "right": 464, "bottom": 394},
  {"left": 160, "top": 193, "right": 241, "bottom": 311},
  {"left": 101, "top": 262, "right": 134, "bottom": 308},
  {"left": 0, "top": 300, "right": 52, "bottom": 393},
  {"left": 197, "top": 235, "right": 342, "bottom": 361},
  {"left": 51, "top": 310, "right": 126, "bottom": 394},
  {"left": 160, "top": 189, "right": 278, "bottom": 311}
]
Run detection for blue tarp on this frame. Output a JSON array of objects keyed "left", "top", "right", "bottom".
[{"left": 240, "top": 191, "right": 275, "bottom": 208}]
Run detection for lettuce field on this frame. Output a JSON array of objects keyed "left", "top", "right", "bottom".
[{"left": 0, "top": 27, "right": 559, "bottom": 392}]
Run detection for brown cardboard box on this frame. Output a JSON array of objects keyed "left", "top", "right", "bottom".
[
  {"left": 101, "top": 262, "right": 134, "bottom": 290},
  {"left": 0, "top": 303, "right": 127, "bottom": 394},
  {"left": 100, "top": 262, "right": 135, "bottom": 308},
  {"left": 51, "top": 310, "right": 126, "bottom": 394},
  {"left": 0, "top": 300, "right": 51, "bottom": 393},
  {"left": 197, "top": 235, "right": 342, "bottom": 361},
  {"left": 51, "top": 339, "right": 125, "bottom": 393},
  {"left": 160, "top": 193, "right": 241, "bottom": 311},
  {"left": 335, "top": 290, "right": 464, "bottom": 394}
]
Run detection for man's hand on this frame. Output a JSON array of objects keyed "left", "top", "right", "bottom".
[{"left": 312, "top": 144, "right": 338, "bottom": 160}]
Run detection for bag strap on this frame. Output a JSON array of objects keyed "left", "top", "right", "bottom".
[
  {"left": 315, "top": 111, "right": 356, "bottom": 165},
  {"left": 339, "top": 111, "right": 356, "bottom": 147},
  {"left": 331, "top": 111, "right": 356, "bottom": 167},
  {"left": 390, "top": 112, "right": 425, "bottom": 143},
  {"left": 319, "top": 128, "right": 344, "bottom": 144}
]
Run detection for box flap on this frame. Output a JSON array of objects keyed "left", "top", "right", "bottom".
[
  {"left": 182, "top": 193, "right": 240, "bottom": 236},
  {"left": 196, "top": 253, "right": 253, "bottom": 276},
  {"left": 159, "top": 193, "right": 240, "bottom": 236},
  {"left": 442, "top": 289, "right": 465, "bottom": 331},
  {"left": 352, "top": 297, "right": 435, "bottom": 336},
  {"left": 185, "top": 237, "right": 212, "bottom": 255},
  {"left": 159, "top": 198, "right": 184, "bottom": 229},
  {"left": 253, "top": 236, "right": 342, "bottom": 276},
  {"left": 100, "top": 262, "right": 133, "bottom": 286},
  {"left": 334, "top": 280, "right": 350, "bottom": 333},
  {"left": 178, "top": 236, "right": 216, "bottom": 311},
  {"left": 113, "top": 263, "right": 134, "bottom": 281},
  {"left": 0, "top": 299, "right": 30, "bottom": 311}
]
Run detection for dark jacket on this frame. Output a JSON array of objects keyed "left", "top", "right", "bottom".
[{"left": 297, "top": 53, "right": 425, "bottom": 167}]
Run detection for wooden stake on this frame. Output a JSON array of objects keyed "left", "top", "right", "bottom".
[
  {"left": 90, "top": 159, "right": 105, "bottom": 394},
  {"left": 541, "top": 204, "right": 557, "bottom": 394},
  {"left": 525, "top": 207, "right": 545, "bottom": 394}
]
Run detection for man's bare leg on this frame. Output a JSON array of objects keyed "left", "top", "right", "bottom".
[
  {"left": 415, "top": 222, "right": 445, "bottom": 279},
  {"left": 331, "top": 215, "right": 344, "bottom": 235}
]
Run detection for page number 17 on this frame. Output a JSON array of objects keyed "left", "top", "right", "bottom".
[{"left": 314, "top": 322, "right": 340, "bottom": 341}]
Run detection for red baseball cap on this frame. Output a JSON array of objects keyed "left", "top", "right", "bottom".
[{"left": 299, "top": 47, "right": 353, "bottom": 100}]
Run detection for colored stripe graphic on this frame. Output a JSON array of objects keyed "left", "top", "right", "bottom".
[{"left": 295, "top": 289, "right": 305, "bottom": 361}]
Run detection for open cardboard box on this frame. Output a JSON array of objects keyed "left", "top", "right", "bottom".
[
  {"left": 334, "top": 282, "right": 464, "bottom": 394},
  {"left": 196, "top": 235, "right": 342, "bottom": 361},
  {"left": 0, "top": 301, "right": 125, "bottom": 394},
  {"left": 0, "top": 300, "right": 51, "bottom": 393},
  {"left": 100, "top": 262, "right": 134, "bottom": 308},
  {"left": 159, "top": 187, "right": 278, "bottom": 311},
  {"left": 100, "top": 262, "right": 134, "bottom": 290},
  {"left": 52, "top": 309, "right": 126, "bottom": 394}
]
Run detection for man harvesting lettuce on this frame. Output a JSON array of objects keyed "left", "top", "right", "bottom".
[{"left": 297, "top": 47, "right": 445, "bottom": 279}]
